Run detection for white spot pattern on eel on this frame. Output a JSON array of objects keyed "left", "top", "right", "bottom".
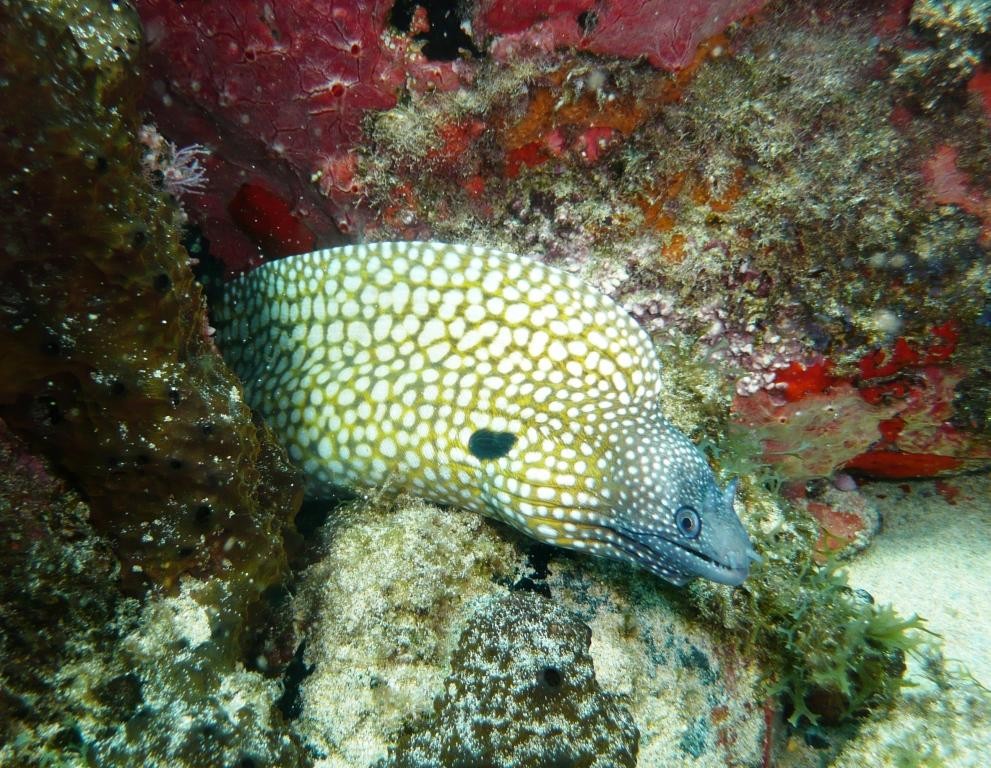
[{"left": 214, "top": 241, "right": 759, "bottom": 586}]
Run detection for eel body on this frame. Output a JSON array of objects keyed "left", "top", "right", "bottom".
[{"left": 215, "top": 241, "right": 757, "bottom": 585}]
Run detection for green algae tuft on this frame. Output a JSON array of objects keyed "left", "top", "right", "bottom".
[{"left": 691, "top": 511, "right": 930, "bottom": 730}]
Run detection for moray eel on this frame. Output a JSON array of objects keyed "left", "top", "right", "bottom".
[{"left": 214, "top": 242, "right": 758, "bottom": 586}]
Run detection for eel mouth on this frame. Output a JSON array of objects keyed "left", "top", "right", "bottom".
[
  {"left": 612, "top": 525, "right": 758, "bottom": 586},
  {"left": 672, "top": 544, "right": 753, "bottom": 586}
]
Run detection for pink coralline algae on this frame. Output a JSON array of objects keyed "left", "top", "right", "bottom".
[
  {"left": 475, "top": 0, "right": 768, "bottom": 70},
  {"left": 922, "top": 144, "right": 991, "bottom": 246},
  {"left": 136, "top": 0, "right": 412, "bottom": 271},
  {"left": 732, "top": 327, "right": 991, "bottom": 482},
  {"left": 627, "top": 262, "right": 811, "bottom": 398},
  {"left": 788, "top": 485, "right": 880, "bottom": 561},
  {"left": 732, "top": 382, "right": 901, "bottom": 482}
]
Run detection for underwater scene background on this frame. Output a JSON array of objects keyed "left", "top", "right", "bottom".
[{"left": 0, "top": 0, "right": 989, "bottom": 766}]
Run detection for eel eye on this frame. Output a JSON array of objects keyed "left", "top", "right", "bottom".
[{"left": 675, "top": 506, "right": 701, "bottom": 539}]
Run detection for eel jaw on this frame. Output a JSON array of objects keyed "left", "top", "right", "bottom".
[
  {"left": 634, "top": 533, "right": 758, "bottom": 586},
  {"left": 611, "top": 513, "right": 762, "bottom": 587}
]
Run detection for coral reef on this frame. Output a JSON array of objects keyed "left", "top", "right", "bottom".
[
  {"left": 389, "top": 592, "right": 639, "bottom": 768},
  {"left": 893, "top": 0, "right": 991, "bottom": 111},
  {"left": 474, "top": 0, "right": 768, "bottom": 70},
  {"left": 131, "top": 0, "right": 991, "bottom": 483},
  {"left": 133, "top": 0, "right": 770, "bottom": 269},
  {"left": 357, "top": 0, "right": 991, "bottom": 484},
  {"left": 4, "top": 0, "right": 990, "bottom": 765},
  {"left": 0, "top": 425, "right": 307, "bottom": 767},
  {"left": 0, "top": 0, "right": 301, "bottom": 600},
  {"left": 134, "top": 0, "right": 460, "bottom": 270},
  {"left": 733, "top": 327, "right": 991, "bottom": 482}
]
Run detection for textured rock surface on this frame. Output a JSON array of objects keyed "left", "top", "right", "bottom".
[
  {"left": 293, "top": 497, "right": 526, "bottom": 768},
  {"left": 0, "top": 425, "right": 307, "bottom": 767},
  {"left": 548, "top": 558, "right": 765, "bottom": 766},
  {"left": 0, "top": 0, "right": 301, "bottom": 597},
  {"left": 0, "top": 423, "right": 119, "bottom": 756},
  {"left": 82, "top": 579, "right": 306, "bottom": 767},
  {"left": 390, "top": 591, "right": 639, "bottom": 768},
  {"left": 894, "top": 0, "right": 991, "bottom": 111},
  {"left": 293, "top": 495, "right": 768, "bottom": 768},
  {"left": 0, "top": 3, "right": 307, "bottom": 764}
]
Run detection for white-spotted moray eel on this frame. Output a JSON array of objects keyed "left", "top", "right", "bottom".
[{"left": 214, "top": 242, "right": 758, "bottom": 585}]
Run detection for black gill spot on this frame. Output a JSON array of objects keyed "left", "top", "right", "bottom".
[
  {"left": 468, "top": 428, "right": 516, "bottom": 460},
  {"left": 153, "top": 272, "right": 171, "bottom": 293}
]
